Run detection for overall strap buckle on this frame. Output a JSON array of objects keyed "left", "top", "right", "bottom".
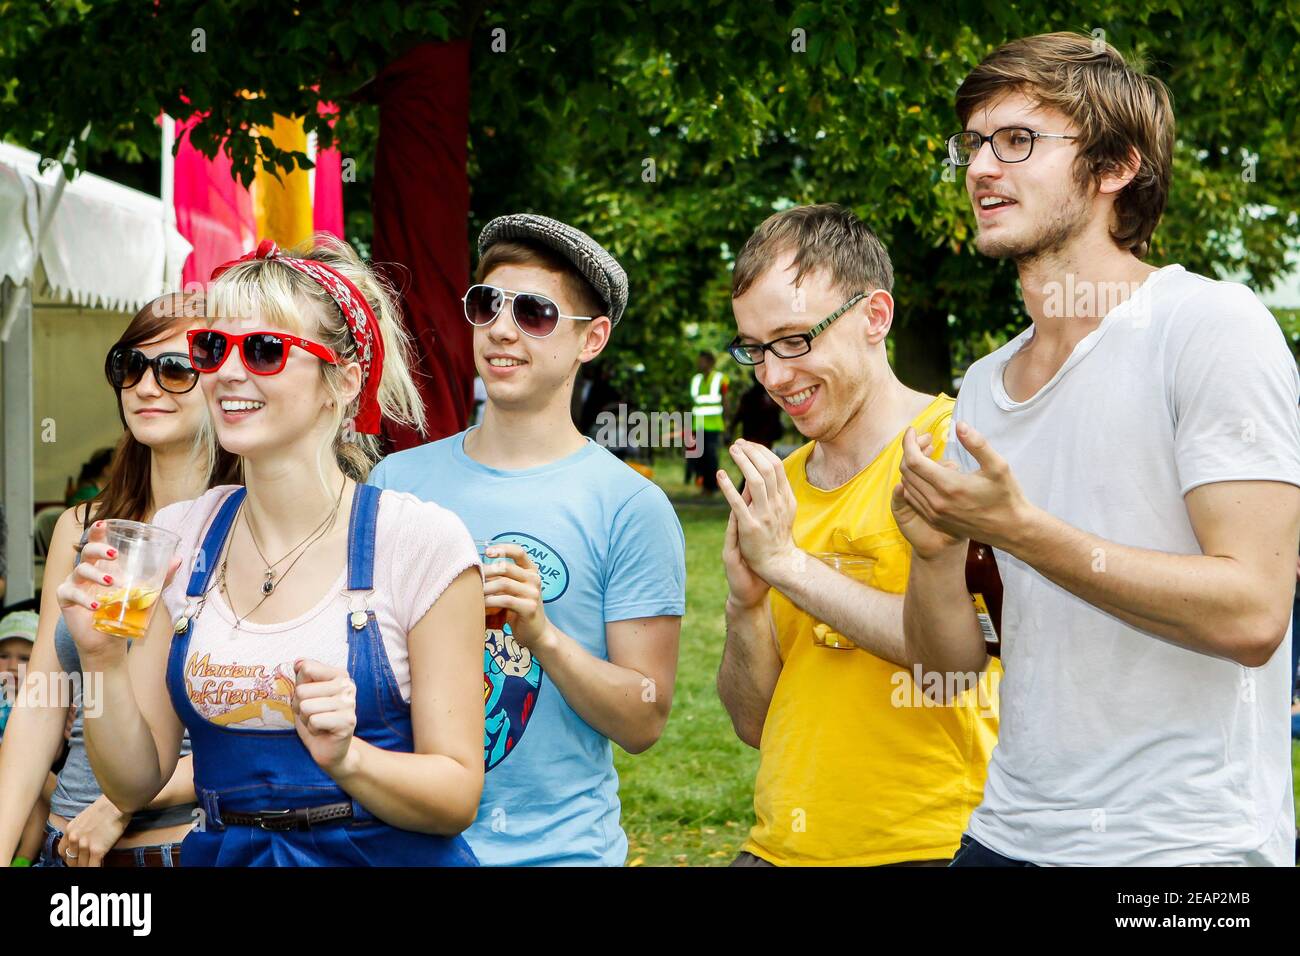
[{"left": 345, "top": 483, "right": 381, "bottom": 628}]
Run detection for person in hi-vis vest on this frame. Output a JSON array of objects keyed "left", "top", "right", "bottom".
[{"left": 687, "top": 351, "right": 729, "bottom": 496}]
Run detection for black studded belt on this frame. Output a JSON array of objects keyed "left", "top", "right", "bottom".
[{"left": 219, "top": 802, "right": 355, "bottom": 832}]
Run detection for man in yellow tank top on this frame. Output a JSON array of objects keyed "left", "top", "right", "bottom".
[{"left": 716, "top": 204, "right": 1001, "bottom": 866}]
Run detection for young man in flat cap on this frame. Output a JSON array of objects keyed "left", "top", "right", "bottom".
[{"left": 369, "top": 214, "right": 686, "bottom": 866}]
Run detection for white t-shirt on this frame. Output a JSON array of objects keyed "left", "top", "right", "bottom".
[
  {"left": 153, "top": 486, "right": 478, "bottom": 731},
  {"left": 947, "top": 264, "right": 1300, "bottom": 865}
]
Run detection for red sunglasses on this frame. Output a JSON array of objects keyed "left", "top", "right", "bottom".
[{"left": 187, "top": 329, "right": 339, "bottom": 376}]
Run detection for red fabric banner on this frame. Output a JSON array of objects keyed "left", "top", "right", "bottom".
[{"left": 369, "top": 40, "right": 473, "bottom": 451}]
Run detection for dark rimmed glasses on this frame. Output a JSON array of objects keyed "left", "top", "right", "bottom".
[
  {"left": 462, "top": 283, "right": 595, "bottom": 339},
  {"left": 186, "top": 329, "right": 339, "bottom": 376},
  {"left": 946, "top": 127, "right": 1078, "bottom": 166},
  {"left": 105, "top": 346, "right": 200, "bottom": 394},
  {"left": 726, "top": 292, "right": 867, "bottom": 366}
]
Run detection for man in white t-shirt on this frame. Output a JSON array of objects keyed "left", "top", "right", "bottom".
[{"left": 892, "top": 31, "right": 1300, "bottom": 866}]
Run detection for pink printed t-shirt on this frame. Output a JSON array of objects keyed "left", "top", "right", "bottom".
[{"left": 152, "top": 485, "right": 479, "bottom": 731}]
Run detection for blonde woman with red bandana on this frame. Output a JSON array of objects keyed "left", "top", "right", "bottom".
[{"left": 58, "top": 238, "right": 485, "bottom": 866}]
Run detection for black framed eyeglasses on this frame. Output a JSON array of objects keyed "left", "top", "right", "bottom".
[
  {"left": 104, "top": 346, "right": 200, "bottom": 394},
  {"left": 726, "top": 292, "right": 866, "bottom": 366},
  {"left": 946, "top": 127, "right": 1078, "bottom": 166}
]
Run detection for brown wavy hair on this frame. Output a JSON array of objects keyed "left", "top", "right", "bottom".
[
  {"left": 731, "top": 203, "right": 894, "bottom": 300},
  {"left": 955, "top": 31, "right": 1175, "bottom": 259},
  {"left": 80, "top": 293, "right": 241, "bottom": 531}
]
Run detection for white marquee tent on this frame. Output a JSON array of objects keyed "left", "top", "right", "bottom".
[{"left": 0, "top": 140, "right": 190, "bottom": 604}]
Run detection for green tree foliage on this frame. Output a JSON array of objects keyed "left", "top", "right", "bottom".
[{"left": 3, "top": 1, "right": 1295, "bottom": 410}]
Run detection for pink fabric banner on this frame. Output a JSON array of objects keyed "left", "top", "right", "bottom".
[
  {"left": 313, "top": 100, "right": 344, "bottom": 240},
  {"left": 173, "top": 113, "right": 256, "bottom": 287}
]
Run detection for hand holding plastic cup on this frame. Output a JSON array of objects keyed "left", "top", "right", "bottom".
[
  {"left": 476, "top": 539, "right": 514, "bottom": 631},
  {"left": 90, "top": 520, "right": 181, "bottom": 640},
  {"left": 810, "top": 552, "right": 877, "bottom": 650}
]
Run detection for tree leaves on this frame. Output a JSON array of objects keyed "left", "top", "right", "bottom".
[{"left": 2, "top": 0, "right": 1296, "bottom": 402}]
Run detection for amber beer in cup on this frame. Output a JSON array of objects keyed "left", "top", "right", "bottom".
[
  {"left": 91, "top": 520, "right": 181, "bottom": 639},
  {"left": 810, "top": 553, "right": 877, "bottom": 649},
  {"left": 476, "top": 540, "right": 512, "bottom": 631}
]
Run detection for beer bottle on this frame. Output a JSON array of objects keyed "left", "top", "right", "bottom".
[{"left": 965, "top": 541, "right": 1003, "bottom": 658}]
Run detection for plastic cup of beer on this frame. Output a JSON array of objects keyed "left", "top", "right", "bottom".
[
  {"left": 90, "top": 520, "right": 181, "bottom": 640},
  {"left": 475, "top": 539, "right": 512, "bottom": 631},
  {"left": 809, "top": 552, "right": 877, "bottom": 650}
]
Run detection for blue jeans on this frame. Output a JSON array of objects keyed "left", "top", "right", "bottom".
[
  {"left": 34, "top": 822, "right": 182, "bottom": 867},
  {"left": 949, "top": 833, "right": 1037, "bottom": 867}
]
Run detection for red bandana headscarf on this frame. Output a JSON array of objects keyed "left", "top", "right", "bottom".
[{"left": 210, "top": 240, "right": 386, "bottom": 434}]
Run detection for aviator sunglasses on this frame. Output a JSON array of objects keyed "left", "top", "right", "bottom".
[{"left": 462, "top": 283, "right": 595, "bottom": 339}]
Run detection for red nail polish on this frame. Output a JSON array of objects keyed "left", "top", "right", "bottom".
[
  {"left": 104, "top": 575, "right": 113, "bottom": 585},
  {"left": 91, "top": 602, "right": 99, "bottom": 610},
  {"left": 106, "top": 548, "right": 116, "bottom": 558}
]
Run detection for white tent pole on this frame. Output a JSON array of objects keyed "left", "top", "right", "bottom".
[
  {"left": 306, "top": 127, "right": 317, "bottom": 224},
  {"left": 1, "top": 280, "right": 36, "bottom": 603},
  {"left": 161, "top": 114, "right": 177, "bottom": 231}
]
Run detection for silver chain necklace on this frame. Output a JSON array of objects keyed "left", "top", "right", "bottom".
[
  {"left": 216, "top": 480, "right": 347, "bottom": 630},
  {"left": 243, "top": 477, "right": 345, "bottom": 595}
]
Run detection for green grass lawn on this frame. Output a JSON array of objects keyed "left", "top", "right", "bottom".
[
  {"left": 613, "top": 450, "right": 1300, "bottom": 864},
  {"left": 613, "top": 492, "right": 759, "bottom": 866},
  {"left": 1294, "top": 742, "right": 1300, "bottom": 844}
]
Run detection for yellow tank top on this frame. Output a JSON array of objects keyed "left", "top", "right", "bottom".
[{"left": 744, "top": 394, "right": 1001, "bottom": 865}]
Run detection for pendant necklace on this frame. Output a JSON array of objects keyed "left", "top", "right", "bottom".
[
  {"left": 218, "top": 479, "right": 347, "bottom": 630},
  {"left": 244, "top": 477, "right": 345, "bottom": 595}
]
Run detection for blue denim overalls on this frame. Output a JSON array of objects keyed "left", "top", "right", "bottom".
[{"left": 165, "top": 483, "right": 478, "bottom": 866}]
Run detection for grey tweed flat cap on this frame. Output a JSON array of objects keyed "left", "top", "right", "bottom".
[{"left": 477, "top": 214, "right": 628, "bottom": 325}]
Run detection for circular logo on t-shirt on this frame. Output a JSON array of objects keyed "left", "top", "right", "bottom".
[{"left": 489, "top": 532, "right": 569, "bottom": 602}]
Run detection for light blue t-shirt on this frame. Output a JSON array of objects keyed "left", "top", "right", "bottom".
[{"left": 369, "top": 430, "right": 686, "bottom": 865}]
